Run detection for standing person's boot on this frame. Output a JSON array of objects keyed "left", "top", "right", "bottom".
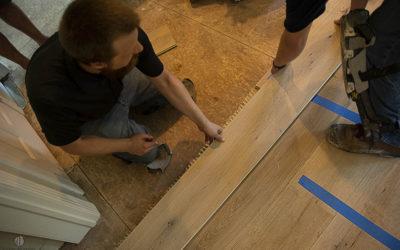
[{"left": 327, "top": 124, "right": 400, "bottom": 157}]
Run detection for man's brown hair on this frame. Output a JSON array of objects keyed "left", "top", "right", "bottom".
[{"left": 59, "top": 0, "right": 140, "bottom": 64}]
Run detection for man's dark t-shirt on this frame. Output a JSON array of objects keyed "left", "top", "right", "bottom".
[{"left": 26, "top": 28, "right": 163, "bottom": 146}]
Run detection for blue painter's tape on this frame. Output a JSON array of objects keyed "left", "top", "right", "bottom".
[
  {"left": 299, "top": 175, "right": 400, "bottom": 249},
  {"left": 312, "top": 95, "right": 361, "bottom": 124}
]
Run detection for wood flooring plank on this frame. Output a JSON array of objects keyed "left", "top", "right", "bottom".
[
  {"left": 222, "top": 140, "right": 399, "bottom": 250},
  {"left": 310, "top": 151, "right": 400, "bottom": 249},
  {"left": 224, "top": 184, "right": 334, "bottom": 249},
  {"left": 187, "top": 79, "right": 398, "bottom": 249},
  {"left": 147, "top": 25, "right": 177, "bottom": 56},
  {"left": 186, "top": 69, "right": 349, "bottom": 249},
  {"left": 117, "top": 1, "right": 345, "bottom": 248}
]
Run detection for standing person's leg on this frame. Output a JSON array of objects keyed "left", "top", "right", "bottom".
[
  {"left": 367, "top": 0, "right": 400, "bottom": 147},
  {"left": 272, "top": 25, "right": 312, "bottom": 73},
  {"left": 0, "top": 1, "right": 28, "bottom": 68},
  {"left": 271, "top": 0, "right": 328, "bottom": 74},
  {"left": 81, "top": 68, "right": 166, "bottom": 164},
  {"left": 0, "top": 1, "right": 47, "bottom": 45},
  {"left": 0, "top": 32, "right": 29, "bottom": 68},
  {"left": 328, "top": 0, "right": 400, "bottom": 156}
]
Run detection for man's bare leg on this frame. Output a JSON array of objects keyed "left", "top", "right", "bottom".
[
  {"left": 0, "top": 32, "right": 29, "bottom": 69},
  {"left": 0, "top": 3, "right": 47, "bottom": 45},
  {"left": 271, "top": 23, "right": 312, "bottom": 74}
]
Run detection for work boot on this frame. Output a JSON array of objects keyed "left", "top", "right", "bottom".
[
  {"left": 146, "top": 143, "right": 172, "bottom": 173},
  {"left": 327, "top": 124, "right": 400, "bottom": 157},
  {"left": 142, "top": 78, "right": 196, "bottom": 115},
  {"left": 182, "top": 78, "right": 196, "bottom": 101}
]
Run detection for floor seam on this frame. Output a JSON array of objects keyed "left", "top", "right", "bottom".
[
  {"left": 74, "top": 162, "right": 132, "bottom": 231},
  {"left": 149, "top": 0, "right": 276, "bottom": 60}
]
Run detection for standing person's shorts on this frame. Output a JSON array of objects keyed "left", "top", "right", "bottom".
[
  {"left": 284, "top": 0, "right": 328, "bottom": 33},
  {"left": 0, "top": 0, "right": 11, "bottom": 6}
]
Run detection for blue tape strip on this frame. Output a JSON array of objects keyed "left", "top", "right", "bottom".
[
  {"left": 312, "top": 95, "right": 361, "bottom": 124},
  {"left": 299, "top": 175, "right": 400, "bottom": 249}
]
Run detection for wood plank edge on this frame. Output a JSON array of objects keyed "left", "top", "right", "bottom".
[{"left": 156, "top": 44, "right": 177, "bottom": 56}]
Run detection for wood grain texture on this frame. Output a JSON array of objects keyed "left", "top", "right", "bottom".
[
  {"left": 201, "top": 140, "right": 400, "bottom": 249},
  {"left": 117, "top": 0, "right": 345, "bottom": 248},
  {"left": 186, "top": 68, "right": 350, "bottom": 250},
  {"left": 147, "top": 25, "right": 177, "bottom": 56},
  {"left": 308, "top": 144, "right": 400, "bottom": 249},
  {"left": 189, "top": 65, "right": 398, "bottom": 250}
]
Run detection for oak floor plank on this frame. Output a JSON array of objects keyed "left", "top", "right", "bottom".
[
  {"left": 148, "top": 25, "right": 177, "bottom": 56},
  {"left": 310, "top": 150, "right": 400, "bottom": 249}
]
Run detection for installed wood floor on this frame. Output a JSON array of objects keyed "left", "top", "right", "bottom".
[{"left": 187, "top": 70, "right": 400, "bottom": 249}]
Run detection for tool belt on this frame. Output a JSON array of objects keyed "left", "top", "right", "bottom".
[{"left": 340, "top": 9, "right": 400, "bottom": 142}]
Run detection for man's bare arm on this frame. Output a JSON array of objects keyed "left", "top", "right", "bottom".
[
  {"left": 148, "top": 68, "right": 224, "bottom": 143},
  {"left": 61, "top": 133, "right": 155, "bottom": 156}
]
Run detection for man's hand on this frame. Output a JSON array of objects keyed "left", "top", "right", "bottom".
[
  {"left": 199, "top": 121, "right": 225, "bottom": 144},
  {"left": 126, "top": 134, "right": 156, "bottom": 156},
  {"left": 335, "top": 0, "right": 369, "bottom": 25}
]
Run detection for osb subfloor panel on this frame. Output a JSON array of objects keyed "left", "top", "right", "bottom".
[
  {"left": 186, "top": 71, "right": 400, "bottom": 249},
  {"left": 20, "top": 0, "right": 287, "bottom": 249}
]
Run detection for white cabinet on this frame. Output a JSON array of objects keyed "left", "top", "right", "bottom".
[{"left": 0, "top": 85, "right": 100, "bottom": 244}]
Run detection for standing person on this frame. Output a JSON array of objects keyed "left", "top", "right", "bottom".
[
  {"left": 270, "top": 0, "right": 328, "bottom": 74},
  {"left": 0, "top": 0, "right": 47, "bottom": 69},
  {"left": 271, "top": 0, "right": 400, "bottom": 156},
  {"left": 328, "top": 0, "right": 400, "bottom": 157},
  {"left": 270, "top": 0, "right": 367, "bottom": 73},
  {"left": 25, "top": 0, "right": 224, "bottom": 171}
]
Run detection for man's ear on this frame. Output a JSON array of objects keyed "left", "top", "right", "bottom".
[{"left": 89, "top": 62, "right": 108, "bottom": 70}]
